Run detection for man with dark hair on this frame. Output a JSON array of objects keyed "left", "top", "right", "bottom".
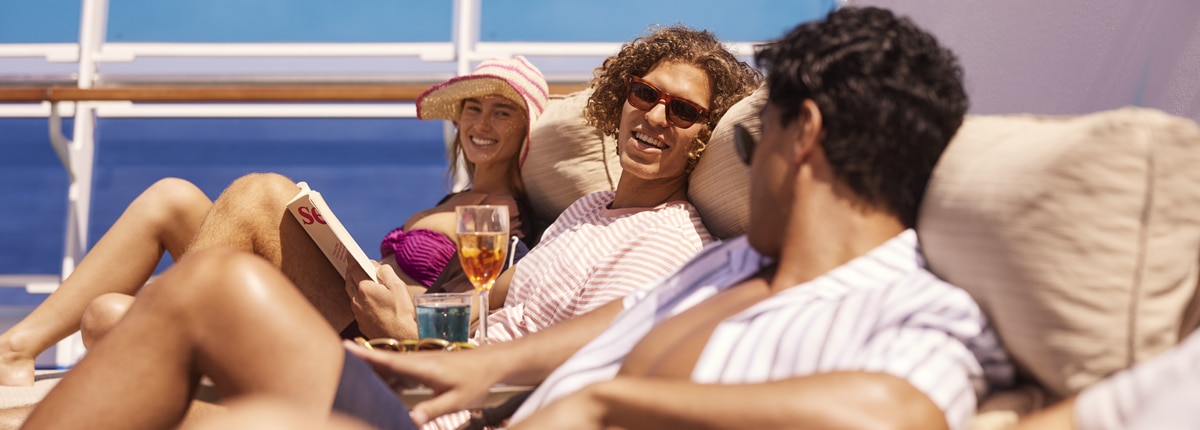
[
  {"left": 20, "top": 6, "right": 1010, "bottom": 430},
  {"left": 757, "top": 5, "right": 969, "bottom": 228},
  {"left": 350, "top": 6, "right": 1011, "bottom": 429}
]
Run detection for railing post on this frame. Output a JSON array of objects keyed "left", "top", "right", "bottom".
[
  {"left": 448, "top": 0, "right": 481, "bottom": 191},
  {"left": 53, "top": 0, "right": 110, "bottom": 368},
  {"left": 452, "top": 0, "right": 480, "bottom": 75}
]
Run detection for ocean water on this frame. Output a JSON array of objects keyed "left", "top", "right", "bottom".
[
  {"left": 1, "top": 117, "right": 449, "bottom": 276},
  {"left": 0, "top": 0, "right": 836, "bottom": 305}
]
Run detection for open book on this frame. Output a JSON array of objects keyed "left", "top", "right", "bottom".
[{"left": 286, "top": 182, "right": 377, "bottom": 283}]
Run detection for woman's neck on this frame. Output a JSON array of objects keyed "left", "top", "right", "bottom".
[{"left": 469, "top": 162, "right": 516, "bottom": 196}]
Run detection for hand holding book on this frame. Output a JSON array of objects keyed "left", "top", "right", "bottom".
[{"left": 345, "top": 263, "right": 422, "bottom": 339}]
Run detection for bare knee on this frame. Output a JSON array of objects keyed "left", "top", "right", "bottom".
[
  {"left": 80, "top": 249, "right": 281, "bottom": 344},
  {"left": 125, "top": 178, "right": 213, "bottom": 258},
  {"left": 130, "top": 178, "right": 212, "bottom": 230},
  {"left": 80, "top": 293, "right": 136, "bottom": 348},
  {"left": 188, "top": 173, "right": 299, "bottom": 255},
  {"left": 140, "top": 247, "right": 293, "bottom": 324},
  {"left": 202, "top": 173, "right": 299, "bottom": 230},
  {"left": 220, "top": 173, "right": 299, "bottom": 211}
]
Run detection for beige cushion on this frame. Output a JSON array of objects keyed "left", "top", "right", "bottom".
[
  {"left": 918, "top": 107, "right": 1200, "bottom": 398},
  {"left": 688, "top": 86, "right": 765, "bottom": 239},
  {"left": 522, "top": 89, "right": 622, "bottom": 227}
]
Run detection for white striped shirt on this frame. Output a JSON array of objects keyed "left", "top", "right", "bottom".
[
  {"left": 485, "top": 190, "right": 713, "bottom": 343},
  {"left": 512, "top": 230, "right": 1013, "bottom": 429},
  {"left": 1075, "top": 326, "right": 1200, "bottom": 430}
]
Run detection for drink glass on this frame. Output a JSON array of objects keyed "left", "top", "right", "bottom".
[
  {"left": 413, "top": 292, "right": 473, "bottom": 342},
  {"left": 455, "top": 205, "right": 509, "bottom": 344}
]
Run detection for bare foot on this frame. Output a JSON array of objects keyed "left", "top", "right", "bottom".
[{"left": 0, "top": 335, "right": 37, "bottom": 386}]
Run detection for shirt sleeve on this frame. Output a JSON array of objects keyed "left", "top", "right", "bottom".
[
  {"left": 851, "top": 286, "right": 1006, "bottom": 430},
  {"left": 1074, "top": 328, "right": 1200, "bottom": 430}
]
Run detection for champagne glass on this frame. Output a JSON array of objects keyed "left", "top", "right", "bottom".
[{"left": 455, "top": 205, "right": 509, "bottom": 344}]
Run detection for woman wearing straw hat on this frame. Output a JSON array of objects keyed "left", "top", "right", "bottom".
[
  {"left": 15, "top": 25, "right": 762, "bottom": 430},
  {"left": 381, "top": 56, "right": 548, "bottom": 291},
  {"left": 0, "top": 56, "right": 548, "bottom": 387}
]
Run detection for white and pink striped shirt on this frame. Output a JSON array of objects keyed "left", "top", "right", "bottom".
[
  {"left": 485, "top": 190, "right": 713, "bottom": 343},
  {"left": 424, "top": 191, "right": 712, "bottom": 430},
  {"left": 1075, "top": 326, "right": 1200, "bottom": 430},
  {"left": 512, "top": 231, "right": 1013, "bottom": 429}
]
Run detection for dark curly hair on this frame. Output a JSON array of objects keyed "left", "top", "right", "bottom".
[
  {"left": 754, "top": 6, "right": 967, "bottom": 228},
  {"left": 585, "top": 25, "right": 762, "bottom": 170}
]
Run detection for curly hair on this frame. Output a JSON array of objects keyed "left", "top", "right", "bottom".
[
  {"left": 585, "top": 25, "right": 762, "bottom": 170},
  {"left": 754, "top": 6, "right": 968, "bottom": 228}
]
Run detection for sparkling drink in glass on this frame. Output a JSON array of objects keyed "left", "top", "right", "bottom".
[
  {"left": 455, "top": 205, "right": 509, "bottom": 344},
  {"left": 458, "top": 232, "right": 507, "bottom": 288}
]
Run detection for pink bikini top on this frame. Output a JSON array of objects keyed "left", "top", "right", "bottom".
[{"left": 379, "top": 228, "right": 457, "bottom": 287}]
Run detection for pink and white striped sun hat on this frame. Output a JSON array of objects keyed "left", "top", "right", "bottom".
[{"left": 416, "top": 56, "right": 549, "bottom": 167}]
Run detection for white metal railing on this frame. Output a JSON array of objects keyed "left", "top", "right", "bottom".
[
  {"left": 95, "top": 42, "right": 458, "bottom": 61},
  {"left": 0, "top": 0, "right": 584, "bottom": 366},
  {"left": 0, "top": 0, "right": 768, "bottom": 366},
  {"left": 0, "top": 44, "right": 80, "bottom": 63}
]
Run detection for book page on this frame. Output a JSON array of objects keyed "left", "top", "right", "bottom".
[{"left": 286, "top": 182, "right": 378, "bottom": 283}]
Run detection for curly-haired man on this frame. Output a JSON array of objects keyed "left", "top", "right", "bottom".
[
  {"left": 369, "top": 7, "right": 1012, "bottom": 429},
  {"left": 19, "top": 23, "right": 761, "bottom": 430},
  {"left": 21, "top": 6, "right": 1011, "bottom": 430}
]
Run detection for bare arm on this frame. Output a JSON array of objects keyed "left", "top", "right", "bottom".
[
  {"left": 512, "top": 372, "right": 948, "bottom": 430},
  {"left": 1012, "top": 398, "right": 1075, "bottom": 430},
  {"left": 346, "top": 298, "right": 625, "bottom": 426}
]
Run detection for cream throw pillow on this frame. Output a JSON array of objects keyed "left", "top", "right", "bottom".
[
  {"left": 918, "top": 107, "right": 1200, "bottom": 397},
  {"left": 688, "top": 86, "right": 765, "bottom": 239},
  {"left": 522, "top": 89, "right": 622, "bottom": 227}
]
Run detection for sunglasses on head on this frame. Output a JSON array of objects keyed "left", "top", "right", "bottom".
[
  {"left": 733, "top": 124, "right": 756, "bottom": 165},
  {"left": 625, "top": 75, "right": 710, "bottom": 129}
]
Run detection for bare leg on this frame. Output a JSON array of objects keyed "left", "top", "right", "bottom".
[
  {"left": 180, "top": 396, "right": 374, "bottom": 430},
  {"left": 79, "top": 293, "right": 135, "bottom": 348},
  {"left": 21, "top": 247, "right": 346, "bottom": 430},
  {"left": 0, "top": 399, "right": 226, "bottom": 430},
  {"left": 1, "top": 172, "right": 369, "bottom": 389},
  {"left": 79, "top": 174, "right": 363, "bottom": 345},
  {"left": 0, "top": 178, "right": 210, "bottom": 386},
  {"left": 186, "top": 173, "right": 355, "bottom": 330}
]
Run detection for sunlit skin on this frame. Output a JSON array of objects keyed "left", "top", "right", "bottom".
[
  {"left": 747, "top": 102, "right": 802, "bottom": 258},
  {"left": 456, "top": 95, "right": 527, "bottom": 171},
  {"left": 612, "top": 61, "right": 712, "bottom": 209}
]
